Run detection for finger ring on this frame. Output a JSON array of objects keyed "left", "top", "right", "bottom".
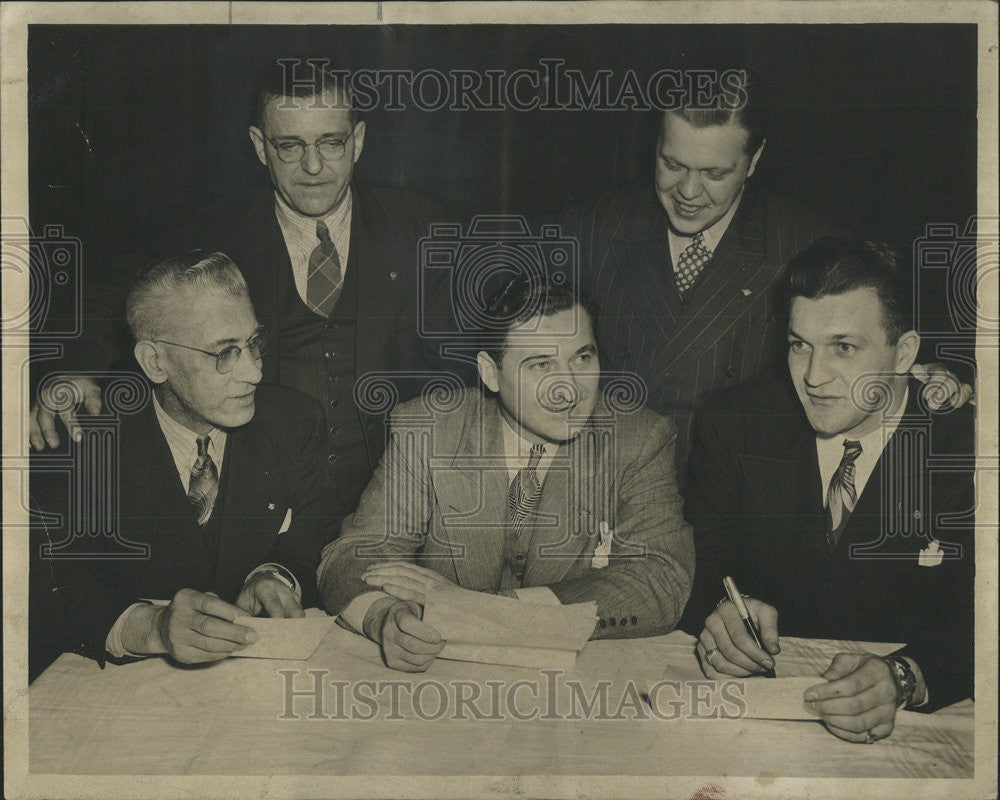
[
  {"left": 704, "top": 647, "right": 719, "bottom": 665},
  {"left": 864, "top": 730, "right": 876, "bottom": 745}
]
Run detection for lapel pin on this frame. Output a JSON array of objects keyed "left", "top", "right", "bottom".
[
  {"left": 389, "top": 271, "right": 398, "bottom": 280},
  {"left": 267, "top": 502, "right": 275, "bottom": 511},
  {"left": 918, "top": 539, "right": 943, "bottom": 567},
  {"left": 741, "top": 288, "right": 752, "bottom": 296}
]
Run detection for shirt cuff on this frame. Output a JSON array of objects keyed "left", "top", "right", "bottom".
[
  {"left": 513, "top": 586, "right": 561, "bottom": 605},
  {"left": 244, "top": 563, "right": 301, "bottom": 601},
  {"left": 339, "top": 591, "right": 391, "bottom": 634},
  {"left": 105, "top": 602, "right": 152, "bottom": 658}
]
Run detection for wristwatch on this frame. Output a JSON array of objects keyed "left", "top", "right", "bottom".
[
  {"left": 884, "top": 655, "right": 918, "bottom": 708},
  {"left": 244, "top": 563, "right": 301, "bottom": 600}
]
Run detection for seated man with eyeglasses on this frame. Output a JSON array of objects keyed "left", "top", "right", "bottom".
[{"left": 30, "top": 251, "right": 331, "bottom": 670}]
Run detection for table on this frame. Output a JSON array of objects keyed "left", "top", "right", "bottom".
[{"left": 28, "top": 621, "right": 974, "bottom": 783}]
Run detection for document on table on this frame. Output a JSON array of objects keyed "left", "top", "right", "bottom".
[
  {"left": 423, "top": 585, "right": 597, "bottom": 671},
  {"left": 229, "top": 616, "right": 336, "bottom": 660},
  {"left": 738, "top": 677, "right": 823, "bottom": 721}
]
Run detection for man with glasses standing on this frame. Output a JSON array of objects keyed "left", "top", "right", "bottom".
[
  {"left": 31, "top": 252, "right": 330, "bottom": 672},
  {"left": 29, "top": 59, "right": 455, "bottom": 535}
]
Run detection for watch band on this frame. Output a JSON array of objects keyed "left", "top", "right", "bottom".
[
  {"left": 244, "top": 563, "right": 301, "bottom": 599},
  {"left": 884, "top": 655, "right": 918, "bottom": 708}
]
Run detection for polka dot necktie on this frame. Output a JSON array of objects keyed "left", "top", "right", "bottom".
[
  {"left": 306, "top": 220, "right": 344, "bottom": 317},
  {"left": 827, "top": 439, "right": 863, "bottom": 552},
  {"left": 188, "top": 434, "right": 219, "bottom": 527},
  {"left": 674, "top": 232, "right": 712, "bottom": 297}
]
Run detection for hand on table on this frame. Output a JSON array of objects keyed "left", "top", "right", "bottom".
[
  {"left": 29, "top": 376, "right": 102, "bottom": 450},
  {"left": 696, "top": 597, "right": 780, "bottom": 677},
  {"left": 236, "top": 574, "right": 304, "bottom": 618},
  {"left": 911, "top": 362, "right": 974, "bottom": 410},
  {"left": 362, "top": 561, "right": 455, "bottom": 606},
  {"left": 125, "top": 588, "right": 258, "bottom": 664},
  {"left": 364, "top": 597, "right": 444, "bottom": 673},
  {"left": 804, "top": 653, "right": 904, "bottom": 743}
]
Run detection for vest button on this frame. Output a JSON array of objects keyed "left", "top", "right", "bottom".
[
  {"left": 329, "top": 398, "right": 339, "bottom": 408},
  {"left": 726, "top": 365, "right": 738, "bottom": 378},
  {"left": 324, "top": 351, "right": 336, "bottom": 359},
  {"left": 329, "top": 425, "right": 339, "bottom": 436},
  {"left": 327, "top": 453, "right": 339, "bottom": 464}
]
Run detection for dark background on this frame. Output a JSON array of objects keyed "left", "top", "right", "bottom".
[{"left": 29, "top": 24, "right": 977, "bottom": 246}]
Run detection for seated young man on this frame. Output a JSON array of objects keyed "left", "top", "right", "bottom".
[
  {"left": 318, "top": 274, "right": 695, "bottom": 672},
  {"left": 680, "top": 238, "right": 975, "bottom": 743}
]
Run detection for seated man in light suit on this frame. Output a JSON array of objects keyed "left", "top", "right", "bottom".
[
  {"left": 30, "top": 252, "right": 330, "bottom": 671},
  {"left": 318, "top": 274, "right": 695, "bottom": 672},
  {"left": 680, "top": 238, "right": 975, "bottom": 742}
]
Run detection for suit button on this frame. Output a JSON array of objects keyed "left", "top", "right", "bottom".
[
  {"left": 329, "top": 425, "right": 339, "bottom": 436},
  {"left": 609, "top": 618, "right": 616, "bottom": 626},
  {"left": 619, "top": 618, "right": 627, "bottom": 627},
  {"left": 726, "top": 365, "right": 738, "bottom": 378},
  {"left": 329, "top": 398, "right": 339, "bottom": 408},
  {"left": 327, "top": 453, "right": 339, "bottom": 464},
  {"left": 599, "top": 619, "right": 607, "bottom": 628},
  {"left": 324, "top": 351, "right": 336, "bottom": 359},
  {"left": 513, "top": 553, "right": 526, "bottom": 562},
  {"left": 630, "top": 616, "right": 637, "bottom": 625}
]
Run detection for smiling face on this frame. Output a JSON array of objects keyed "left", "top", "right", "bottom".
[
  {"left": 249, "top": 86, "right": 365, "bottom": 218},
  {"left": 655, "top": 112, "right": 764, "bottom": 236},
  {"left": 150, "top": 289, "right": 264, "bottom": 433},
  {"left": 477, "top": 306, "right": 601, "bottom": 445},
  {"left": 787, "top": 287, "right": 919, "bottom": 439}
]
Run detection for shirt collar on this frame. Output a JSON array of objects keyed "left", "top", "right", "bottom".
[
  {"left": 274, "top": 188, "right": 352, "bottom": 240},
  {"left": 668, "top": 188, "right": 744, "bottom": 255}
]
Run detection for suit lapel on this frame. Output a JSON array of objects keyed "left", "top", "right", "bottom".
[
  {"left": 523, "top": 416, "right": 604, "bottom": 585},
  {"left": 607, "top": 189, "right": 682, "bottom": 353},
  {"left": 643, "top": 191, "right": 772, "bottom": 396},
  {"left": 433, "top": 396, "right": 508, "bottom": 589}
]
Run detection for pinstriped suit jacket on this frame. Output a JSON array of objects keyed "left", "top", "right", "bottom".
[
  {"left": 317, "top": 388, "right": 695, "bottom": 639},
  {"left": 564, "top": 182, "right": 846, "bottom": 469}
]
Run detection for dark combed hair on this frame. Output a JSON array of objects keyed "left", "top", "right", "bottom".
[
  {"left": 670, "top": 67, "right": 768, "bottom": 156},
  {"left": 785, "top": 237, "right": 914, "bottom": 344},
  {"left": 479, "top": 273, "right": 599, "bottom": 364},
  {"left": 251, "top": 57, "right": 358, "bottom": 130}
]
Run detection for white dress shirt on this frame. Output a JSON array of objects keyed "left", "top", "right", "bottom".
[{"left": 274, "top": 190, "right": 352, "bottom": 305}]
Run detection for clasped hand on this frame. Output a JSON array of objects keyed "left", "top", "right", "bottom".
[{"left": 697, "top": 600, "right": 902, "bottom": 742}]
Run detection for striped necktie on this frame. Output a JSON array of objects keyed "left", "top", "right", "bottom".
[
  {"left": 188, "top": 434, "right": 219, "bottom": 527},
  {"left": 826, "top": 439, "right": 863, "bottom": 551},
  {"left": 507, "top": 443, "right": 545, "bottom": 532},
  {"left": 674, "top": 231, "right": 712, "bottom": 297},
  {"left": 306, "top": 220, "right": 344, "bottom": 317}
]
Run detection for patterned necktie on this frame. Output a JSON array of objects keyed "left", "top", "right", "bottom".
[
  {"left": 188, "top": 434, "right": 219, "bottom": 527},
  {"left": 674, "top": 231, "right": 712, "bottom": 297},
  {"left": 306, "top": 220, "right": 344, "bottom": 317},
  {"left": 507, "top": 443, "right": 545, "bottom": 532},
  {"left": 826, "top": 439, "right": 863, "bottom": 551}
]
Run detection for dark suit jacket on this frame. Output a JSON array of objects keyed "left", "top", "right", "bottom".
[
  {"left": 679, "top": 376, "right": 975, "bottom": 711},
  {"left": 563, "top": 182, "right": 846, "bottom": 468},
  {"left": 29, "top": 384, "right": 331, "bottom": 672},
  {"left": 318, "top": 388, "right": 695, "bottom": 638}
]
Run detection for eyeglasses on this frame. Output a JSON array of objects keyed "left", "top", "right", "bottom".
[
  {"left": 262, "top": 128, "right": 357, "bottom": 164},
  {"left": 152, "top": 332, "right": 267, "bottom": 375}
]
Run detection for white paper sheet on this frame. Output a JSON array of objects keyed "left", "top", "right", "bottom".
[
  {"left": 229, "top": 616, "right": 336, "bottom": 660},
  {"left": 423, "top": 585, "right": 597, "bottom": 670}
]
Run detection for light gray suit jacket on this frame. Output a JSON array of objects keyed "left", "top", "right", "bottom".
[{"left": 318, "top": 387, "right": 694, "bottom": 638}]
